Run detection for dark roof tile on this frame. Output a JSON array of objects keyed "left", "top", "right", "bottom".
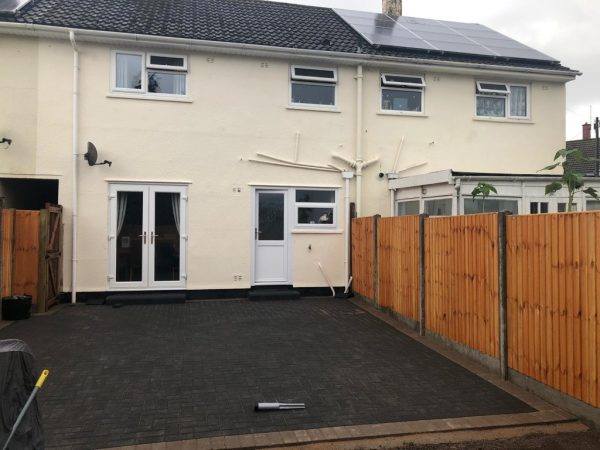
[{"left": 0, "top": 0, "right": 574, "bottom": 72}]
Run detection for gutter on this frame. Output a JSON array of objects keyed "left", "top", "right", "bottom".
[{"left": 0, "top": 22, "right": 581, "bottom": 80}]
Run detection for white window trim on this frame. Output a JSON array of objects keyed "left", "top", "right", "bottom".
[
  {"left": 111, "top": 50, "right": 189, "bottom": 98},
  {"left": 380, "top": 73, "right": 426, "bottom": 114},
  {"left": 293, "top": 188, "right": 338, "bottom": 229},
  {"left": 289, "top": 65, "right": 338, "bottom": 108},
  {"left": 462, "top": 196, "right": 520, "bottom": 214},
  {"left": 395, "top": 199, "right": 421, "bottom": 216},
  {"left": 475, "top": 81, "right": 530, "bottom": 120},
  {"left": 291, "top": 65, "right": 338, "bottom": 83},
  {"left": 111, "top": 50, "right": 146, "bottom": 94},
  {"left": 146, "top": 52, "right": 188, "bottom": 71}
]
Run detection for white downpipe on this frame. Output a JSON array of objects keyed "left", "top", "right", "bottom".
[
  {"left": 342, "top": 172, "right": 353, "bottom": 292},
  {"left": 247, "top": 158, "right": 337, "bottom": 173},
  {"left": 390, "top": 189, "right": 395, "bottom": 216},
  {"left": 355, "top": 65, "right": 364, "bottom": 217},
  {"left": 70, "top": 30, "right": 79, "bottom": 305},
  {"left": 317, "top": 262, "right": 335, "bottom": 297},
  {"left": 356, "top": 65, "right": 364, "bottom": 217},
  {"left": 294, "top": 131, "right": 300, "bottom": 162}
]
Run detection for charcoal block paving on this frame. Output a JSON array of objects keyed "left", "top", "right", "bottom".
[{"left": 0, "top": 299, "right": 534, "bottom": 449}]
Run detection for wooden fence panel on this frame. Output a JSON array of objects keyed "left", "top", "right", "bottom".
[
  {"left": 425, "top": 213, "right": 499, "bottom": 358},
  {"left": 507, "top": 212, "right": 600, "bottom": 408},
  {"left": 351, "top": 217, "right": 375, "bottom": 300},
  {"left": 378, "top": 216, "right": 420, "bottom": 321},
  {"left": 1, "top": 209, "right": 15, "bottom": 297},
  {"left": 12, "top": 210, "right": 41, "bottom": 304}
]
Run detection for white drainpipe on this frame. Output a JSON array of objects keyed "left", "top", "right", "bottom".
[
  {"left": 69, "top": 30, "right": 79, "bottom": 304},
  {"left": 355, "top": 65, "right": 364, "bottom": 217},
  {"left": 390, "top": 188, "right": 396, "bottom": 216},
  {"left": 342, "top": 171, "right": 354, "bottom": 291}
]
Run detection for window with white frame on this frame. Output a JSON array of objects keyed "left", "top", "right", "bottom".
[
  {"left": 290, "top": 66, "right": 337, "bottom": 107},
  {"left": 424, "top": 198, "right": 452, "bottom": 216},
  {"left": 464, "top": 198, "right": 519, "bottom": 214},
  {"left": 396, "top": 200, "right": 420, "bottom": 216},
  {"left": 113, "top": 51, "right": 187, "bottom": 96},
  {"left": 295, "top": 189, "right": 336, "bottom": 227},
  {"left": 381, "top": 74, "right": 425, "bottom": 112},
  {"left": 476, "top": 81, "right": 528, "bottom": 118}
]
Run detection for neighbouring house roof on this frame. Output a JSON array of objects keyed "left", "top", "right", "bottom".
[
  {"left": 0, "top": 0, "right": 576, "bottom": 73},
  {"left": 566, "top": 139, "right": 599, "bottom": 176}
]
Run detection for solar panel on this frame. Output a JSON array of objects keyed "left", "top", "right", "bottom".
[
  {"left": 334, "top": 8, "right": 558, "bottom": 62},
  {"left": 0, "top": 0, "right": 32, "bottom": 14}
]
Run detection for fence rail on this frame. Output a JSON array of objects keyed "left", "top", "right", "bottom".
[{"left": 352, "top": 211, "right": 600, "bottom": 409}]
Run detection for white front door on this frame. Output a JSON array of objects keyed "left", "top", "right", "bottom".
[
  {"left": 254, "top": 190, "right": 289, "bottom": 285},
  {"left": 109, "top": 184, "right": 187, "bottom": 289}
]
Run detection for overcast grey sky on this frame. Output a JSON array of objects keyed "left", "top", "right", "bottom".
[{"left": 268, "top": 0, "right": 600, "bottom": 141}]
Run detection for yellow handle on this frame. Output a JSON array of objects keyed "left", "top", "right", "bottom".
[{"left": 35, "top": 370, "right": 49, "bottom": 389}]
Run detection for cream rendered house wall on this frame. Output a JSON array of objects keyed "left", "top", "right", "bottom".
[{"left": 0, "top": 34, "right": 571, "bottom": 293}]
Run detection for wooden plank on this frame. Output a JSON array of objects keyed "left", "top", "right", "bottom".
[
  {"left": 12, "top": 211, "right": 40, "bottom": 304},
  {"left": 1, "top": 209, "right": 15, "bottom": 297},
  {"left": 37, "top": 209, "right": 49, "bottom": 313}
]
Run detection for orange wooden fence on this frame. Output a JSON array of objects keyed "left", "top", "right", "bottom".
[
  {"left": 425, "top": 214, "right": 500, "bottom": 358},
  {"left": 377, "top": 216, "right": 420, "bottom": 321},
  {"left": 351, "top": 216, "right": 376, "bottom": 300},
  {"left": 507, "top": 212, "right": 600, "bottom": 408}
]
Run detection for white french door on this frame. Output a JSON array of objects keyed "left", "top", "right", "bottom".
[{"left": 109, "top": 184, "right": 187, "bottom": 289}]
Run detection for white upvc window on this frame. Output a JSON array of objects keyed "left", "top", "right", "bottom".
[
  {"left": 475, "top": 81, "right": 529, "bottom": 119},
  {"left": 112, "top": 50, "right": 188, "bottom": 96},
  {"left": 294, "top": 189, "right": 337, "bottom": 228},
  {"left": 290, "top": 65, "right": 337, "bottom": 107},
  {"left": 381, "top": 74, "right": 425, "bottom": 113}
]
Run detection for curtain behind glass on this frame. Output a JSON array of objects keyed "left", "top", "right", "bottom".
[
  {"left": 510, "top": 86, "right": 527, "bottom": 117},
  {"left": 171, "top": 193, "right": 180, "bottom": 234},
  {"left": 116, "top": 54, "right": 142, "bottom": 90},
  {"left": 116, "top": 192, "right": 128, "bottom": 236}
]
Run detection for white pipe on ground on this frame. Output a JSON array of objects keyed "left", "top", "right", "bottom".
[
  {"left": 317, "top": 262, "right": 336, "bottom": 297},
  {"left": 69, "top": 31, "right": 79, "bottom": 305}
]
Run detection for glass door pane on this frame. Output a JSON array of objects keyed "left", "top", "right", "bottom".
[
  {"left": 152, "top": 192, "right": 181, "bottom": 282},
  {"left": 115, "top": 191, "right": 145, "bottom": 282},
  {"left": 258, "top": 193, "right": 284, "bottom": 241}
]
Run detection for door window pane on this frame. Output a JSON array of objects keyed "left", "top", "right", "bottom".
[
  {"left": 116, "top": 191, "right": 144, "bottom": 282},
  {"left": 424, "top": 198, "right": 452, "bottom": 216},
  {"left": 464, "top": 199, "right": 518, "bottom": 214},
  {"left": 397, "top": 200, "right": 420, "bottom": 216},
  {"left": 153, "top": 192, "right": 181, "bottom": 282},
  {"left": 115, "top": 53, "right": 142, "bottom": 90},
  {"left": 259, "top": 193, "right": 284, "bottom": 240},
  {"left": 291, "top": 83, "right": 335, "bottom": 106}
]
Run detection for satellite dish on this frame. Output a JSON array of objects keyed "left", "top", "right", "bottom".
[{"left": 84, "top": 142, "right": 112, "bottom": 167}]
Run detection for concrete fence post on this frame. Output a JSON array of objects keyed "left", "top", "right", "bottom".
[
  {"left": 373, "top": 214, "right": 381, "bottom": 305},
  {"left": 419, "top": 213, "right": 428, "bottom": 336},
  {"left": 498, "top": 211, "right": 510, "bottom": 380}
]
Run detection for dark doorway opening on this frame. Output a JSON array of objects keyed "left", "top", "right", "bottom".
[{"left": 0, "top": 178, "right": 59, "bottom": 210}]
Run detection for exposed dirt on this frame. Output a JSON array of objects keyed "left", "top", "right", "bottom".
[{"left": 393, "top": 430, "right": 600, "bottom": 449}]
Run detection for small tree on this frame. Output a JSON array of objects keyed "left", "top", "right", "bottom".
[
  {"left": 540, "top": 148, "right": 599, "bottom": 212},
  {"left": 471, "top": 182, "right": 497, "bottom": 212}
]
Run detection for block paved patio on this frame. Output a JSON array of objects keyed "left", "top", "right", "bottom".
[{"left": 0, "top": 298, "right": 567, "bottom": 449}]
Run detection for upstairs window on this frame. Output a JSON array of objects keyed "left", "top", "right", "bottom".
[
  {"left": 290, "top": 66, "right": 337, "bottom": 107},
  {"left": 113, "top": 51, "right": 187, "bottom": 96},
  {"left": 381, "top": 74, "right": 425, "bottom": 112},
  {"left": 476, "top": 81, "right": 528, "bottom": 119}
]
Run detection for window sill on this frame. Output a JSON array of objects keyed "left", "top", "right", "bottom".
[
  {"left": 377, "top": 111, "right": 428, "bottom": 118},
  {"left": 107, "top": 92, "right": 193, "bottom": 103},
  {"left": 473, "top": 116, "right": 533, "bottom": 124},
  {"left": 292, "top": 229, "right": 343, "bottom": 234},
  {"left": 286, "top": 105, "right": 341, "bottom": 113}
]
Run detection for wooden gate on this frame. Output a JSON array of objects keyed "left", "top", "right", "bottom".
[{"left": 0, "top": 204, "right": 63, "bottom": 313}]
